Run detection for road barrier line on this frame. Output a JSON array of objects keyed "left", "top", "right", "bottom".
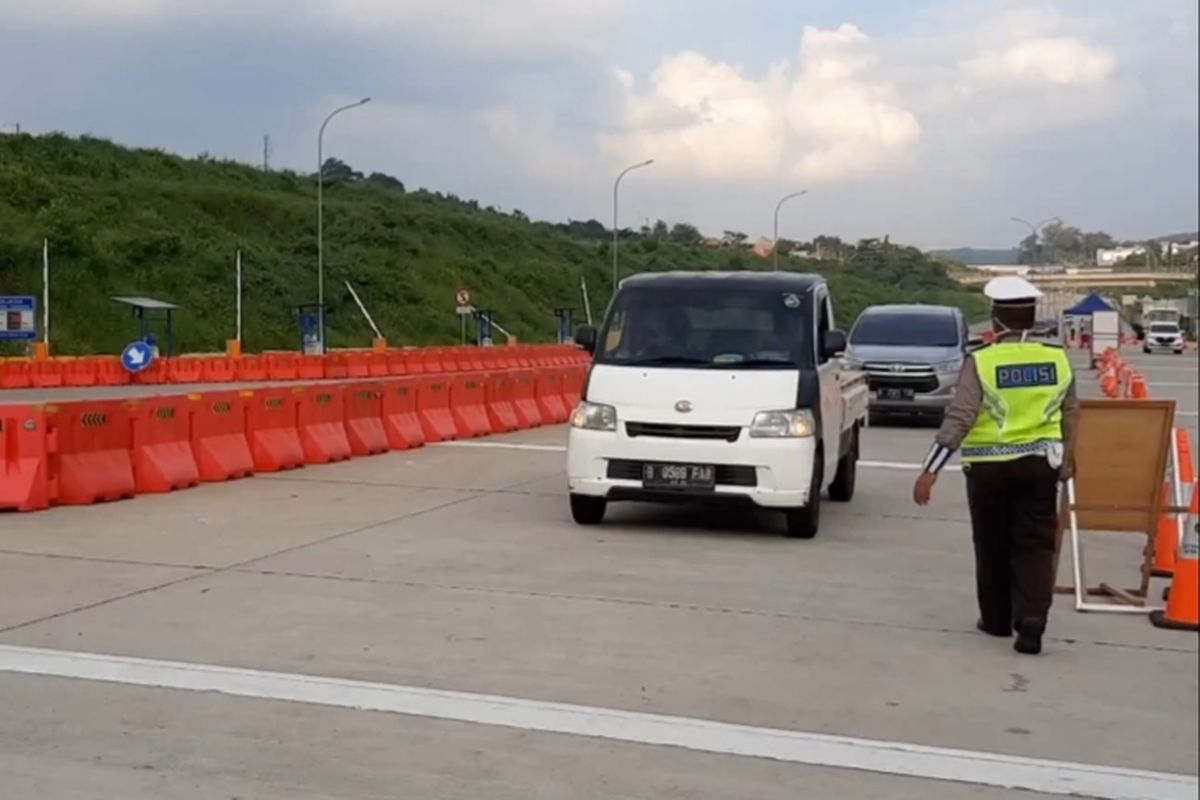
[{"left": 0, "top": 644, "right": 1191, "bottom": 800}]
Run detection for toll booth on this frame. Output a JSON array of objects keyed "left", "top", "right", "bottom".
[
  {"left": 553, "top": 307, "right": 575, "bottom": 344},
  {"left": 111, "top": 296, "right": 179, "bottom": 357}
]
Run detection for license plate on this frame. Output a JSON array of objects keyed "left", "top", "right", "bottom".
[
  {"left": 642, "top": 463, "right": 716, "bottom": 490},
  {"left": 878, "top": 388, "right": 915, "bottom": 401}
]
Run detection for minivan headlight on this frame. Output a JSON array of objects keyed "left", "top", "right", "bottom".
[
  {"left": 933, "top": 359, "right": 962, "bottom": 375},
  {"left": 749, "top": 409, "right": 816, "bottom": 438},
  {"left": 570, "top": 402, "right": 617, "bottom": 432}
]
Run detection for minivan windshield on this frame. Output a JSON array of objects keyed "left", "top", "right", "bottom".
[
  {"left": 850, "top": 311, "right": 960, "bottom": 348},
  {"left": 596, "top": 286, "right": 812, "bottom": 368}
]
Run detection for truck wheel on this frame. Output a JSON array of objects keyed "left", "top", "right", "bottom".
[
  {"left": 570, "top": 494, "right": 607, "bottom": 526},
  {"left": 828, "top": 426, "right": 858, "bottom": 502},
  {"left": 785, "top": 454, "right": 822, "bottom": 539}
]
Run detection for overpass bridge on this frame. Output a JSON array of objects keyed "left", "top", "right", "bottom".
[{"left": 955, "top": 270, "right": 1196, "bottom": 290}]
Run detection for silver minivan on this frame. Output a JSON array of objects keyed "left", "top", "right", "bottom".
[{"left": 843, "top": 304, "right": 971, "bottom": 420}]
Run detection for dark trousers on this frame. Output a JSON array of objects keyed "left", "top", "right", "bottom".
[{"left": 964, "top": 456, "right": 1060, "bottom": 631}]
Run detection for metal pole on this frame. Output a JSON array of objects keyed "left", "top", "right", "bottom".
[
  {"left": 581, "top": 275, "right": 593, "bottom": 325},
  {"left": 612, "top": 159, "right": 654, "bottom": 289},
  {"left": 317, "top": 97, "right": 371, "bottom": 353},
  {"left": 235, "top": 249, "right": 243, "bottom": 343},
  {"left": 42, "top": 238, "right": 49, "bottom": 346},
  {"left": 344, "top": 280, "right": 383, "bottom": 340},
  {"left": 773, "top": 190, "right": 808, "bottom": 270},
  {"left": 1011, "top": 216, "right": 1061, "bottom": 266}
]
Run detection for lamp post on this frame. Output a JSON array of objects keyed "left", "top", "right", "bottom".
[
  {"left": 317, "top": 97, "right": 371, "bottom": 352},
  {"left": 612, "top": 159, "right": 654, "bottom": 289},
  {"left": 773, "top": 190, "right": 808, "bottom": 269},
  {"left": 1011, "top": 216, "right": 1060, "bottom": 267}
]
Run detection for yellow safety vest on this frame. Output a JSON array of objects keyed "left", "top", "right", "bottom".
[{"left": 961, "top": 341, "right": 1073, "bottom": 464}]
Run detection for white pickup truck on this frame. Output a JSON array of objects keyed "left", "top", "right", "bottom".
[{"left": 566, "top": 271, "right": 869, "bottom": 538}]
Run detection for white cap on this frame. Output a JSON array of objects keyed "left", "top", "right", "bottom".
[{"left": 983, "top": 275, "right": 1042, "bottom": 302}]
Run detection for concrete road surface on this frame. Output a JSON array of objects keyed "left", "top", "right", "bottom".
[{"left": 0, "top": 349, "right": 1196, "bottom": 799}]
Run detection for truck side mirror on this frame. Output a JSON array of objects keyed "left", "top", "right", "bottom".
[
  {"left": 822, "top": 329, "right": 847, "bottom": 359},
  {"left": 574, "top": 324, "right": 598, "bottom": 353}
]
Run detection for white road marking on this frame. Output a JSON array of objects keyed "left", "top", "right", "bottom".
[
  {"left": 1148, "top": 382, "right": 1200, "bottom": 388},
  {"left": 440, "top": 442, "right": 964, "bottom": 473},
  {"left": 438, "top": 441, "right": 567, "bottom": 452},
  {"left": 1177, "top": 411, "right": 1199, "bottom": 417},
  {"left": 0, "top": 644, "right": 1192, "bottom": 800}
]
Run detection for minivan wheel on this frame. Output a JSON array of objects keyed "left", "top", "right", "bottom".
[
  {"left": 570, "top": 494, "right": 607, "bottom": 525},
  {"left": 828, "top": 426, "right": 858, "bottom": 502}
]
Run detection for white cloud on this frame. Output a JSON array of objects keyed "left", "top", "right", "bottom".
[
  {"left": 962, "top": 36, "right": 1115, "bottom": 88},
  {"left": 598, "top": 24, "right": 920, "bottom": 183}
]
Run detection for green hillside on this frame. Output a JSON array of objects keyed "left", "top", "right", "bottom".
[{"left": 0, "top": 133, "right": 986, "bottom": 355}]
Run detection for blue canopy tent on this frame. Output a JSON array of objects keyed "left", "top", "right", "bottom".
[{"left": 1063, "top": 293, "right": 1115, "bottom": 316}]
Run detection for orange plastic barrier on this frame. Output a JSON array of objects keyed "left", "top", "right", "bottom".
[
  {"left": 485, "top": 372, "right": 520, "bottom": 433},
  {"left": 512, "top": 370, "right": 543, "bottom": 428},
  {"left": 450, "top": 375, "right": 492, "bottom": 438},
  {"left": 132, "top": 358, "right": 168, "bottom": 385},
  {"left": 29, "top": 360, "right": 64, "bottom": 388},
  {"left": 95, "top": 357, "right": 130, "bottom": 386},
  {"left": 381, "top": 379, "right": 425, "bottom": 450},
  {"left": 190, "top": 392, "right": 254, "bottom": 482},
  {"left": 368, "top": 352, "right": 390, "bottom": 378},
  {"left": 244, "top": 389, "right": 305, "bottom": 472},
  {"left": 167, "top": 358, "right": 205, "bottom": 384},
  {"left": 0, "top": 405, "right": 51, "bottom": 512},
  {"left": 201, "top": 356, "right": 236, "bottom": 383},
  {"left": 420, "top": 349, "right": 447, "bottom": 374},
  {"left": 417, "top": 377, "right": 458, "bottom": 442},
  {"left": 49, "top": 401, "right": 136, "bottom": 505},
  {"left": 563, "top": 366, "right": 585, "bottom": 409},
  {"left": 386, "top": 350, "right": 408, "bottom": 377},
  {"left": 1, "top": 359, "right": 33, "bottom": 389},
  {"left": 235, "top": 355, "right": 269, "bottom": 382},
  {"left": 1153, "top": 483, "right": 1180, "bottom": 577},
  {"left": 535, "top": 370, "right": 569, "bottom": 424},
  {"left": 400, "top": 349, "right": 425, "bottom": 375},
  {"left": 345, "top": 352, "right": 370, "bottom": 378},
  {"left": 297, "top": 386, "right": 352, "bottom": 464},
  {"left": 62, "top": 357, "right": 99, "bottom": 387},
  {"left": 324, "top": 353, "right": 350, "bottom": 380},
  {"left": 343, "top": 383, "right": 389, "bottom": 456},
  {"left": 267, "top": 353, "right": 300, "bottom": 381},
  {"left": 298, "top": 355, "right": 325, "bottom": 380},
  {"left": 128, "top": 397, "right": 200, "bottom": 493}
]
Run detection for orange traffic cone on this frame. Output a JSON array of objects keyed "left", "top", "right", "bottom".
[
  {"left": 1151, "top": 482, "right": 1199, "bottom": 632},
  {"left": 1131, "top": 375, "right": 1148, "bottom": 399}
]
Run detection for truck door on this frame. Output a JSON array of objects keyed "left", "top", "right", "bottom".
[{"left": 814, "top": 288, "right": 841, "bottom": 486}]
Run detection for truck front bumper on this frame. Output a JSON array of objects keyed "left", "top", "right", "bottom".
[{"left": 566, "top": 427, "right": 816, "bottom": 509}]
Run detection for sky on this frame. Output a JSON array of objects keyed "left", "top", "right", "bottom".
[{"left": 1, "top": 0, "right": 1197, "bottom": 250}]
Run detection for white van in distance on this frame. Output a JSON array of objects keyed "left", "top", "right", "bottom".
[{"left": 566, "top": 272, "right": 869, "bottom": 539}]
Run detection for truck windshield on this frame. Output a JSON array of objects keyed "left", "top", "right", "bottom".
[
  {"left": 596, "top": 286, "right": 812, "bottom": 368},
  {"left": 850, "top": 312, "right": 960, "bottom": 347}
]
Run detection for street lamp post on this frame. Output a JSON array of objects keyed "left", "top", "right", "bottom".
[
  {"left": 1011, "top": 216, "right": 1060, "bottom": 267},
  {"left": 317, "top": 97, "right": 371, "bottom": 352},
  {"left": 773, "top": 190, "right": 808, "bottom": 269},
  {"left": 612, "top": 159, "right": 654, "bottom": 289}
]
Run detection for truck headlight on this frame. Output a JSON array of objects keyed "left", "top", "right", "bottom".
[
  {"left": 570, "top": 402, "right": 617, "bottom": 432},
  {"left": 749, "top": 409, "right": 816, "bottom": 438},
  {"left": 933, "top": 360, "right": 961, "bottom": 375}
]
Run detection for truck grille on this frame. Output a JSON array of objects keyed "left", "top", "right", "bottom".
[
  {"left": 866, "top": 369, "right": 940, "bottom": 394},
  {"left": 625, "top": 422, "right": 741, "bottom": 442},
  {"left": 606, "top": 459, "right": 758, "bottom": 487}
]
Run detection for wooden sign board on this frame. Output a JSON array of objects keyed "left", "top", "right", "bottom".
[{"left": 1056, "top": 399, "right": 1177, "bottom": 611}]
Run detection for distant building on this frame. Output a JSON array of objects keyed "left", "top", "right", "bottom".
[
  {"left": 1096, "top": 245, "right": 1145, "bottom": 266},
  {"left": 752, "top": 237, "right": 775, "bottom": 258}
]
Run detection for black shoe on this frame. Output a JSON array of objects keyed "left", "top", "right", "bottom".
[
  {"left": 977, "top": 619, "right": 1012, "bottom": 637},
  {"left": 1014, "top": 618, "right": 1046, "bottom": 655}
]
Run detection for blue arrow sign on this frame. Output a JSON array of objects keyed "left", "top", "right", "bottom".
[{"left": 121, "top": 341, "right": 155, "bottom": 374}]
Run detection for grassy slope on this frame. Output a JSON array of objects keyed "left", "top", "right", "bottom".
[{"left": 0, "top": 133, "right": 987, "bottom": 355}]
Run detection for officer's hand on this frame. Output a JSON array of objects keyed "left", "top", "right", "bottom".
[
  {"left": 913, "top": 472, "right": 938, "bottom": 506},
  {"left": 912, "top": 472, "right": 940, "bottom": 503},
  {"left": 1059, "top": 456, "right": 1075, "bottom": 481}
]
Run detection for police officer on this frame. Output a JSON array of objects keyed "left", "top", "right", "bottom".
[{"left": 912, "top": 276, "right": 1079, "bottom": 656}]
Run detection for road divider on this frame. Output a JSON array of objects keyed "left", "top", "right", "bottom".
[{"left": 1, "top": 356, "right": 590, "bottom": 514}]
